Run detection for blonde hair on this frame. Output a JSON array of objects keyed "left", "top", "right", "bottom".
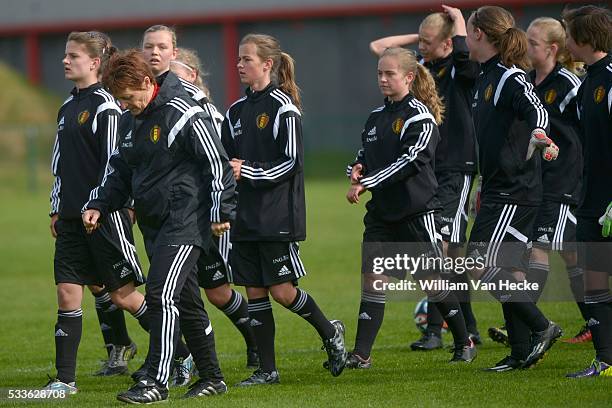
[
  {"left": 420, "top": 12, "right": 454, "bottom": 41},
  {"left": 172, "top": 48, "right": 212, "bottom": 98},
  {"left": 143, "top": 25, "right": 177, "bottom": 49},
  {"left": 471, "top": 6, "right": 530, "bottom": 70},
  {"left": 240, "top": 33, "right": 302, "bottom": 110},
  {"left": 528, "top": 17, "right": 581, "bottom": 75},
  {"left": 380, "top": 47, "right": 445, "bottom": 125}
]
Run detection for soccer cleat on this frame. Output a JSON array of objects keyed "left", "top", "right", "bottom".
[
  {"left": 522, "top": 321, "right": 563, "bottom": 369},
  {"left": 562, "top": 325, "right": 592, "bottom": 344},
  {"left": 42, "top": 376, "right": 77, "bottom": 395},
  {"left": 469, "top": 332, "right": 482, "bottom": 345},
  {"left": 410, "top": 333, "right": 443, "bottom": 351},
  {"left": 484, "top": 355, "right": 523, "bottom": 372},
  {"left": 95, "top": 342, "right": 137, "bottom": 376},
  {"left": 449, "top": 339, "right": 477, "bottom": 363},
  {"left": 236, "top": 369, "right": 280, "bottom": 387},
  {"left": 322, "top": 320, "right": 348, "bottom": 377},
  {"left": 488, "top": 326, "right": 510, "bottom": 347},
  {"left": 183, "top": 379, "right": 228, "bottom": 398},
  {"left": 171, "top": 354, "right": 194, "bottom": 387},
  {"left": 246, "top": 348, "right": 259, "bottom": 369},
  {"left": 566, "top": 359, "right": 612, "bottom": 378},
  {"left": 344, "top": 352, "right": 372, "bottom": 369},
  {"left": 117, "top": 379, "right": 168, "bottom": 404}
]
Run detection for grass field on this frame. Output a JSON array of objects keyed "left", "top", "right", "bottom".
[{"left": 0, "top": 167, "right": 610, "bottom": 407}]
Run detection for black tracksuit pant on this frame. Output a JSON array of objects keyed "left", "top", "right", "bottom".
[{"left": 145, "top": 244, "right": 222, "bottom": 386}]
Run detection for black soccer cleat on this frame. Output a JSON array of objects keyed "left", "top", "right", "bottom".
[
  {"left": 344, "top": 352, "right": 372, "bottom": 369},
  {"left": 488, "top": 326, "right": 510, "bottom": 347},
  {"left": 246, "top": 348, "right": 260, "bottom": 370},
  {"left": 522, "top": 321, "right": 562, "bottom": 369},
  {"left": 95, "top": 342, "right": 137, "bottom": 376},
  {"left": 236, "top": 369, "right": 280, "bottom": 387},
  {"left": 322, "top": 320, "right": 348, "bottom": 377},
  {"left": 449, "top": 339, "right": 477, "bottom": 363},
  {"left": 183, "top": 379, "right": 227, "bottom": 398},
  {"left": 116, "top": 379, "right": 168, "bottom": 404},
  {"left": 410, "top": 333, "right": 443, "bottom": 351},
  {"left": 484, "top": 355, "right": 523, "bottom": 372}
]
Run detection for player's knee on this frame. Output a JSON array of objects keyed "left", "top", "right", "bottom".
[
  {"left": 269, "top": 284, "right": 296, "bottom": 306},
  {"left": 205, "top": 285, "right": 231, "bottom": 307},
  {"left": 56, "top": 284, "right": 81, "bottom": 309}
]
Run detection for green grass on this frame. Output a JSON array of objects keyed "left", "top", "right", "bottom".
[{"left": 0, "top": 175, "right": 610, "bottom": 407}]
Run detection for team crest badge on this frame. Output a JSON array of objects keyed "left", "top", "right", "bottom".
[
  {"left": 484, "top": 84, "right": 493, "bottom": 102},
  {"left": 545, "top": 89, "right": 557, "bottom": 104},
  {"left": 150, "top": 125, "right": 161, "bottom": 143},
  {"left": 594, "top": 86, "right": 605, "bottom": 104},
  {"left": 77, "top": 110, "right": 90, "bottom": 125},
  {"left": 437, "top": 67, "right": 447, "bottom": 78},
  {"left": 256, "top": 113, "right": 270, "bottom": 129},
  {"left": 392, "top": 118, "right": 405, "bottom": 134}
]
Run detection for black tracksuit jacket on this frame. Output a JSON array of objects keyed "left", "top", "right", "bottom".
[
  {"left": 528, "top": 64, "right": 583, "bottom": 205},
  {"left": 221, "top": 84, "right": 306, "bottom": 242},
  {"left": 472, "top": 55, "right": 550, "bottom": 206},
  {"left": 348, "top": 93, "right": 441, "bottom": 222},
  {"left": 84, "top": 72, "right": 236, "bottom": 252},
  {"left": 575, "top": 54, "right": 612, "bottom": 218},
  {"left": 50, "top": 83, "right": 122, "bottom": 219},
  {"left": 424, "top": 36, "right": 480, "bottom": 175}
]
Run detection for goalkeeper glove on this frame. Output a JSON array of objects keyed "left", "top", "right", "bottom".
[
  {"left": 526, "top": 128, "right": 559, "bottom": 161},
  {"left": 599, "top": 202, "right": 612, "bottom": 238}
]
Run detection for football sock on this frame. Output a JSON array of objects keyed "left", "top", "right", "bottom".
[
  {"left": 482, "top": 267, "right": 549, "bottom": 331},
  {"left": 430, "top": 289, "right": 470, "bottom": 347},
  {"left": 567, "top": 266, "right": 588, "bottom": 321},
  {"left": 585, "top": 290, "right": 612, "bottom": 364},
  {"left": 93, "top": 292, "right": 114, "bottom": 356},
  {"left": 426, "top": 300, "right": 443, "bottom": 337},
  {"left": 285, "top": 288, "right": 335, "bottom": 340},
  {"left": 248, "top": 297, "right": 276, "bottom": 372},
  {"left": 55, "top": 309, "right": 83, "bottom": 384},
  {"left": 528, "top": 262, "right": 549, "bottom": 303},
  {"left": 131, "top": 300, "right": 150, "bottom": 332},
  {"left": 219, "top": 289, "right": 257, "bottom": 351},
  {"left": 354, "top": 290, "right": 385, "bottom": 359}
]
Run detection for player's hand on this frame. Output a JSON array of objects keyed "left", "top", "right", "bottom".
[
  {"left": 50, "top": 213, "right": 59, "bottom": 239},
  {"left": 526, "top": 128, "right": 558, "bottom": 161},
  {"left": 82, "top": 209, "right": 101, "bottom": 234},
  {"left": 230, "top": 159, "right": 243, "bottom": 181},
  {"left": 346, "top": 183, "right": 366, "bottom": 204},
  {"left": 442, "top": 5, "right": 466, "bottom": 36},
  {"left": 350, "top": 163, "right": 364, "bottom": 184},
  {"left": 211, "top": 222, "right": 230, "bottom": 237},
  {"left": 599, "top": 202, "right": 612, "bottom": 238}
]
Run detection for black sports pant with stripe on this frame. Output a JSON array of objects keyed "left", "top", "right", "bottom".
[{"left": 145, "top": 244, "right": 222, "bottom": 386}]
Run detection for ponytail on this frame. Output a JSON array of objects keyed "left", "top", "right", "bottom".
[
  {"left": 472, "top": 6, "right": 530, "bottom": 70},
  {"left": 278, "top": 52, "right": 302, "bottom": 110},
  {"left": 413, "top": 64, "right": 445, "bottom": 125}
]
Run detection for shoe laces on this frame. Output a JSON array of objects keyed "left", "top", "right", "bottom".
[{"left": 108, "top": 345, "right": 125, "bottom": 367}]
